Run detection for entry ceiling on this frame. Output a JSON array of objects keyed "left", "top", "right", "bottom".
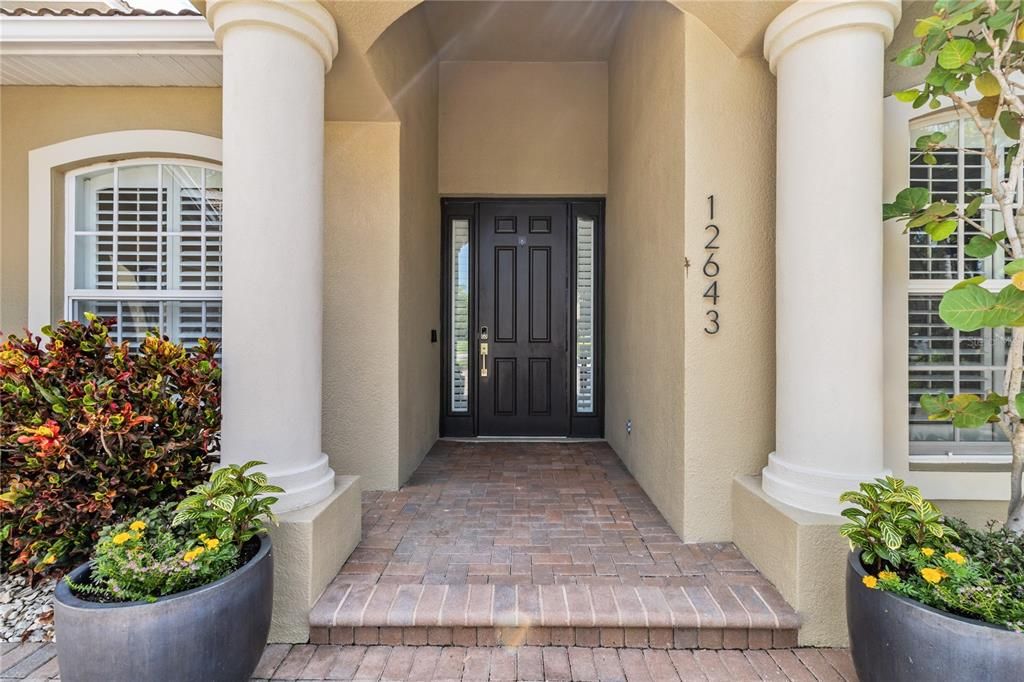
[{"left": 421, "top": 1, "right": 631, "bottom": 61}]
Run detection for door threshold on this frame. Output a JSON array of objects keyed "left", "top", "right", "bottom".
[{"left": 440, "top": 436, "right": 606, "bottom": 443}]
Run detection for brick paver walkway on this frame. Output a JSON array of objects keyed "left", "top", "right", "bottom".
[
  {"left": 310, "top": 442, "right": 799, "bottom": 646},
  {"left": 0, "top": 642, "right": 857, "bottom": 680}
]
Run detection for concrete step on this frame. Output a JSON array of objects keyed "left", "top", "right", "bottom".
[{"left": 308, "top": 582, "right": 800, "bottom": 649}]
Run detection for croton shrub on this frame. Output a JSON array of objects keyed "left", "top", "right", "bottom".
[{"left": 0, "top": 315, "right": 221, "bottom": 576}]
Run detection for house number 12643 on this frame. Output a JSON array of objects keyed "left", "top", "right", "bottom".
[{"left": 704, "top": 195, "right": 720, "bottom": 334}]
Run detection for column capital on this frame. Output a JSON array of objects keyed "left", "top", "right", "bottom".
[
  {"left": 764, "top": 0, "right": 901, "bottom": 74},
  {"left": 206, "top": 0, "right": 339, "bottom": 72}
]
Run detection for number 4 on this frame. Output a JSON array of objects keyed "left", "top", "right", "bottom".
[{"left": 703, "top": 281, "right": 719, "bottom": 305}]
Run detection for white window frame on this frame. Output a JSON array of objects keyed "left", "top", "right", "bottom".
[
  {"left": 883, "top": 87, "right": 1008, "bottom": 501},
  {"left": 63, "top": 157, "right": 222, "bottom": 342}
]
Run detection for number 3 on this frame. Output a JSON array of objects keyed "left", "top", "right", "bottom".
[{"left": 704, "top": 309, "right": 719, "bottom": 335}]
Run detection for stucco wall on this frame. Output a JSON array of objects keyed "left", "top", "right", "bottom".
[
  {"left": 606, "top": 3, "right": 687, "bottom": 534},
  {"left": 367, "top": 6, "right": 442, "bottom": 485},
  {"left": 438, "top": 61, "right": 608, "bottom": 196},
  {"left": 323, "top": 121, "right": 401, "bottom": 490},
  {"left": 681, "top": 15, "right": 776, "bottom": 541},
  {"left": 0, "top": 86, "right": 222, "bottom": 332}
]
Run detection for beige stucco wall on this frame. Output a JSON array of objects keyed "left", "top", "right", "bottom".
[
  {"left": 367, "top": 6, "right": 441, "bottom": 485},
  {"left": 438, "top": 61, "right": 608, "bottom": 196},
  {"left": 0, "top": 86, "right": 222, "bottom": 332},
  {"left": 606, "top": 3, "right": 687, "bottom": 534},
  {"left": 680, "top": 14, "right": 776, "bottom": 541},
  {"left": 323, "top": 121, "right": 401, "bottom": 490}
]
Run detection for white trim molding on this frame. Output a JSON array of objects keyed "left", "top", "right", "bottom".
[
  {"left": 0, "top": 15, "right": 217, "bottom": 55},
  {"left": 28, "top": 130, "right": 222, "bottom": 332}
]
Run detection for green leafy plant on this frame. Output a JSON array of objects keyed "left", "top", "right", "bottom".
[
  {"left": 947, "top": 517, "right": 1024, "bottom": 605},
  {"left": 843, "top": 478, "right": 1024, "bottom": 630},
  {"left": 839, "top": 477, "right": 956, "bottom": 570},
  {"left": 0, "top": 316, "right": 221, "bottom": 576},
  {"left": 66, "top": 503, "right": 237, "bottom": 603},
  {"left": 172, "top": 461, "right": 283, "bottom": 548},
  {"left": 886, "top": 0, "right": 1024, "bottom": 531}
]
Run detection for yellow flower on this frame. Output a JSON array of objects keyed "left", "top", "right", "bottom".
[
  {"left": 112, "top": 532, "right": 132, "bottom": 545},
  {"left": 945, "top": 552, "right": 966, "bottom": 565},
  {"left": 921, "top": 567, "right": 944, "bottom": 584},
  {"left": 862, "top": 575, "right": 878, "bottom": 589},
  {"left": 921, "top": 548, "right": 935, "bottom": 557},
  {"left": 129, "top": 521, "right": 146, "bottom": 532},
  {"left": 199, "top": 533, "right": 208, "bottom": 541},
  {"left": 41, "top": 554, "right": 57, "bottom": 565},
  {"left": 203, "top": 538, "right": 220, "bottom": 550},
  {"left": 183, "top": 545, "right": 206, "bottom": 563},
  {"left": 878, "top": 571, "right": 898, "bottom": 582}
]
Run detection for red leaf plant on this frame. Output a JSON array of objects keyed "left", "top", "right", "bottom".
[{"left": 0, "top": 315, "right": 220, "bottom": 578}]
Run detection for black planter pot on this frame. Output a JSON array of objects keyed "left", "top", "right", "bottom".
[
  {"left": 54, "top": 534, "right": 273, "bottom": 682},
  {"left": 846, "top": 550, "right": 1023, "bottom": 682}
]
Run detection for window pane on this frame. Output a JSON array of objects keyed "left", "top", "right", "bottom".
[
  {"left": 576, "top": 216, "right": 595, "bottom": 413},
  {"left": 451, "top": 219, "right": 470, "bottom": 413},
  {"left": 115, "top": 165, "right": 161, "bottom": 234},
  {"left": 74, "top": 168, "right": 115, "bottom": 233},
  {"left": 73, "top": 235, "right": 114, "bottom": 289}
]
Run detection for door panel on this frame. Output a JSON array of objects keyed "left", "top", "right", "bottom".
[{"left": 478, "top": 202, "right": 569, "bottom": 436}]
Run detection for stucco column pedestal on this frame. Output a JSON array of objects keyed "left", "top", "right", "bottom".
[
  {"left": 733, "top": 0, "right": 901, "bottom": 648},
  {"left": 207, "top": 0, "right": 360, "bottom": 642}
]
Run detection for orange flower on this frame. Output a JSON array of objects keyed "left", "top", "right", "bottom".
[
  {"left": 921, "top": 567, "right": 944, "bottom": 584},
  {"left": 862, "top": 575, "right": 878, "bottom": 589}
]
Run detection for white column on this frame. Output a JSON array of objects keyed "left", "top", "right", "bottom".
[
  {"left": 761, "top": 0, "right": 901, "bottom": 515},
  {"left": 207, "top": 0, "right": 339, "bottom": 512}
]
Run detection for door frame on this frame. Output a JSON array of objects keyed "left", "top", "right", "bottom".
[{"left": 439, "top": 198, "right": 605, "bottom": 438}]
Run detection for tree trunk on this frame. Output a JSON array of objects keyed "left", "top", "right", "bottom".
[{"left": 1009, "top": 448, "right": 1024, "bottom": 533}]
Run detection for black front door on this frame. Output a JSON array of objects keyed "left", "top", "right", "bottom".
[{"left": 477, "top": 202, "right": 569, "bottom": 436}]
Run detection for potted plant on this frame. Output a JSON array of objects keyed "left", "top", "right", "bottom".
[
  {"left": 54, "top": 461, "right": 283, "bottom": 682},
  {"left": 841, "top": 477, "right": 1023, "bottom": 681}
]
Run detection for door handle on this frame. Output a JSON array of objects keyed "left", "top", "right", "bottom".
[{"left": 479, "top": 326, "right": 489, "bottom": 378}]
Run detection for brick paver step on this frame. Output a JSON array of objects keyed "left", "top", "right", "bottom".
[
  {"left": 310, "top": 442, "right": 800, "bottom": 648},
  {"left": 0, "top": 642, "right": 857, "bottom": 681}
]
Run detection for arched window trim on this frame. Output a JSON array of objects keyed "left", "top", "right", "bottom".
[{"left": 27, "top": 129, "right": 222, "bottom": 331}]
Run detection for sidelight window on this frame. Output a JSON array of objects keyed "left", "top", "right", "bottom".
[
  {"left": 450, "top": 218, "right": 471, "bottom": 412},
  {"left": 575, "top": 215, "right": 596, "bottom": 413},
  {"left": 906, "top": 116, "right": 1017, "bottom": 456},
  {"left": 66, "top": 160, "right": 223, "bottom": 348}
]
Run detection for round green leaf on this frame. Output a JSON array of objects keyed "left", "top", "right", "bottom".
[
  {"left": 939, "top": 284, "right": 996, "bottom": 331},
  {"left": 938, "top": 39, "right": 976, "bottom": 70},
  {"left": 976, "top": 72, "right": 1002, "bottom": 97},
  {"left": 914, "top": 15, "right": 944, "bottom": 37},
  {"left": 965, "top": 234, "right": 998, "bottom": 258}
]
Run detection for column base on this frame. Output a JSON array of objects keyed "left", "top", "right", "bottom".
[
  {"left": 732, "top": 475, "right": 850, "bottom": 647},
  {"left": 266, "top": 475, "right": 361, "bottom": 643},
  {"left": 762, "top": 452, "right": 889, "bottom": 516},
  {"left": 268, "top": 452, "right": 337, "bottom": 513}
]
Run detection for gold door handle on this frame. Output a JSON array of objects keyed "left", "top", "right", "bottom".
[{"left": 480, "top": 341, "right": 489, "bottom": 377}]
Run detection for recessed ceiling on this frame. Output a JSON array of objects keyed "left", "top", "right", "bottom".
[{"left": 421, "top": 1, "right": 632, "bottom": 62}]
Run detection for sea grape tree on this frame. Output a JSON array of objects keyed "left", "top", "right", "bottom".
[{"left": 886, "top": 0, "right": 1024, "bottom": 531}]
